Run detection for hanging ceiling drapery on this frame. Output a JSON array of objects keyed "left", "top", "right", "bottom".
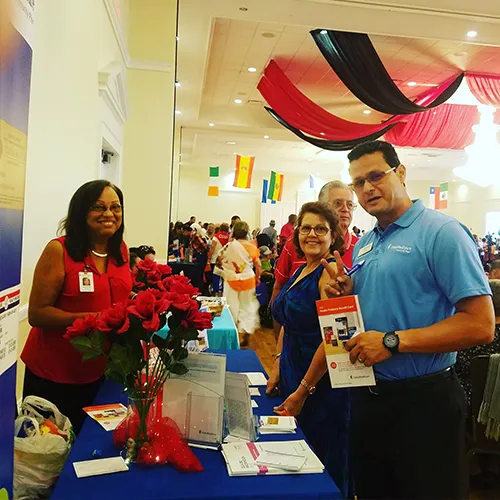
[
  {"left": 384, "top": 104, "right": 478, "bottom": 149},
  {"left": 310, "top": 29, "right": 464, "bottom": 115},
  {"left": 466, "top": 73, "right": 500, "bottom": 108},
  {"left": 258, "top": 60, "right": 400, "bottom": 141},
  {"left": 265, "top": 107, "right": 397, "bottom": 151}
]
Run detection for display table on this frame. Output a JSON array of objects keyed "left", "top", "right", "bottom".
[
  {"left": 52, "top": 350, "right": 341, "bottom": 500},
  {"left": 169, "top": 261, "right": 205, "bottom": 291},
  {"left": 157, "top": 306, "right": 239, "bottom": 350}
]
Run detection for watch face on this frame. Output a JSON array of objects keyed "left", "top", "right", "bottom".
[{"left": 384, "top": 334, "right": 398, "bottom": 348}]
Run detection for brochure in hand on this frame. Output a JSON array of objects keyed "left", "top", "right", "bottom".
[{"left": 316, "top": 295, "right": 375, "bottom": 388}]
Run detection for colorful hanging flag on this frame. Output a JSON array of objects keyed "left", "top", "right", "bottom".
[
  {"left": 428, "top": 186, "right": 440, "bottom": 210},
  {"left": 309, "top": 175, "right": 315, "bottom": 189},
  {"left": 208, "top": 166, "right": 219, "bottom": 197},
  {"left": 439, "top": 182, "right": 448, "bottom": 209},
  {"left": 233, "top": 155, "right": 254, "bottom": 188},
  {"left": 268, "top": 171, "right": 284, "bottom": 202},
  {"left": 262, "top": 179, "right": 268, "bottom": 203}
]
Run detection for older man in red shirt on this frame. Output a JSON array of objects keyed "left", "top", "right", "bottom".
[{"left": 272, "top": 180, "right": 359, "bottom": 303}]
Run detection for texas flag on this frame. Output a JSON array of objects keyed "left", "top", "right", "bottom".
[{"left": 429, "top": 186, "right": 440, "bottom": 210}]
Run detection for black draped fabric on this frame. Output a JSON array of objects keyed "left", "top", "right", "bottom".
[
  {"left": 265, "top": 107, "right": 396, "bottom": 151},
  {"left": 310, "top": 29, "right": 464, "bottom": 115}
]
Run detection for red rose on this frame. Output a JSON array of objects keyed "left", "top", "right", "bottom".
[
  {"left": 97, "top": 301, "right": 130, "bottom": 334},
  {"left": 182, "top": 309, "right": 213, "bottom": 330},
  {"left": 137, "top": 259, "right": 156, "bottom": 273},
  {"left": 164, "top": 292, "right": 197, "bottom": 312},
  {"left": 162, "top": 276, "right": 199, "bottom": 296},
  {"left": 64, "top": 314, "right": 98, "bottom": 340},
  {"left": 128, "top": 290, "right": 172, "bottom": 332},
  {"left": 157, "top": 264, "right": 172, "bottom": 276}
]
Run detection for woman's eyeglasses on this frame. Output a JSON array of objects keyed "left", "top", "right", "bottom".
[
  {"left": 298, "top": 225, "right": 330, "bottom": 236},
  {"left": 90, "top": 203, "right": 123, "bottom": 214},
  {"left": 349, "top": 166, "right": 397, "bottom": 190}
]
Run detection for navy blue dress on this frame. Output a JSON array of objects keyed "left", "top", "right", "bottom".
[{"left": 273, "top": 259, "right": 350, "bottom": 498}]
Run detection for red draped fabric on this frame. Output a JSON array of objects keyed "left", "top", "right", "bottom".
[
  {"left": 384, "top": 104, "right": 479, "bottom": 149},
  {"left": 257, "top": 61, "right": 400, "bottom": 141},
  {"left": 466, "top": 73, "right": 500, "bottom": 107}
]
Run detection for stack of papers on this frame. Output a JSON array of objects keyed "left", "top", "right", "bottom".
[
  {"left": 221, "top": 440, "right": 324, "bottom": 476},
  {"left": 241, "top": 372, "right": 268, "bottom": 386},
  {"left": 259, "top": 416, "right": 296, "bottom": 434},
  {"left": 73, "top": 457, "right": 129, "bottom": 478}
]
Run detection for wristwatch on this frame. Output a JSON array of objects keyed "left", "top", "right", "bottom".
[
  {"left": 300, "top": 379, "right": 316, "bottom": 395},
  {"left": 383, "top": 331, "right": 400, "bottom": 354}
]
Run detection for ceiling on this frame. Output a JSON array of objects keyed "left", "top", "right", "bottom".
[{"left": 175, "top": 0, "right": 500, "bottom": 181}]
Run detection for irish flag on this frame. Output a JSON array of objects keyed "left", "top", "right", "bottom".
[
  {"left": 233, "top": 155, "right": 254, "bottom": 188},
  {"left": 268, "top": 171, "right": 284, "bottom": 202},
  {"left": 208, "top": 166, "right": 219, "bottom": 196}
]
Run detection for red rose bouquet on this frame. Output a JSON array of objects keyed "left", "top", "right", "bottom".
[{"left": 65, "top": 261, "right": 212, "bottom": 465}]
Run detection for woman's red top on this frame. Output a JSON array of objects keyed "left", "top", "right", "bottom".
[{"left": 21, "top": 237, "right": 132, "bottom": 384}]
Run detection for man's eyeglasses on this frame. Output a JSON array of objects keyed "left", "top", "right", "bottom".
[
  {"left": 90, "top": 203, "right": 123, "bottom": 214},
  {"left": 331, "top": 199, "right": 357, "bottom": 211},
  {"left": 298, "top": 225, "right": 330, "bottom": 236},
  {"left": 349, "top": 166, "right": 397, "bottom": 190}
]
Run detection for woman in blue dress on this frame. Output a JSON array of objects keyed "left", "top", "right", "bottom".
[{"left": 269, "top": 201, "right": 350, "bottom": 498}]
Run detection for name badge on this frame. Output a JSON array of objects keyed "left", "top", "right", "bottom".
[
  {"left": 358, "top": 242, "right": 373, "bottom": 257},
  {"left": 79, "top": 272, "right": 94, "bottom": 293}
]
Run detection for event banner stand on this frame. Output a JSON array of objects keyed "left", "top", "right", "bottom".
[{"left": 0, "top": 0, "right": 35, "bottom": 498}]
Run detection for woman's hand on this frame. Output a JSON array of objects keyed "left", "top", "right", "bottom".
[
  {"left": 273, "top": 389, "right": 306, "bottom": 417},
  {"left": 321, "top": 251, "right": 353, "bottom": 297},
  {"left": 266, "top": 358, "right": 280, "bottom": 396}
]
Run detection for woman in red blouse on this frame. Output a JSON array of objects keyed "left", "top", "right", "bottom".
[{"left": 21, "top": 180, "right": 132, "bottom": 434}]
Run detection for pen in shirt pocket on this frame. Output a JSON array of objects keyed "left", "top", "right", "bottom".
[{"left": 346, "top": 260, "right": 365, "bottom": 277}]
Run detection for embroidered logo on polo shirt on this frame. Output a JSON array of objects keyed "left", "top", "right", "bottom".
[{"left": 388, "top": 243, "right": 412, "bottom": 254}]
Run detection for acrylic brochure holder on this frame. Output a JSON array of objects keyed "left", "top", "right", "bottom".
[{"left": 185, "top": 392, "right": 224, "bottom": 449}]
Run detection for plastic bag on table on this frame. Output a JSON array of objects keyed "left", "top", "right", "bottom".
[{"left": 14, "top": 396, "right": 74, "bottom": 500}]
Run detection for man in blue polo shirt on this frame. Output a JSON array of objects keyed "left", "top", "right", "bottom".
[{"left": 344, "top": 140, "right": 494, "bottom": 499}]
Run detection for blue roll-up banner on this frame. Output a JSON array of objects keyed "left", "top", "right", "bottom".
[{"left": 0, "top": 0, "right": 35, "bottom": 497}]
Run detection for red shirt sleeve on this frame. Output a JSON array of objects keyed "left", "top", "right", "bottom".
[{"left": 275, "top": 238, "right": 295, "bottom": 287}]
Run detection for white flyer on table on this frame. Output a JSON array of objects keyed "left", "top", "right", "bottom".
[{"left": 316, "top": 295, "right": 375, "bottom": 388}]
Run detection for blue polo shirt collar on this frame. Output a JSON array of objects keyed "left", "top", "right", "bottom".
[{"left": 374, "top": 199, "right": 425, "bottom": 234}]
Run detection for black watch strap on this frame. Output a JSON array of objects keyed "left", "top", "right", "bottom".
[{"left": 383, "top": 331, "right": 400, "bottom": 354}]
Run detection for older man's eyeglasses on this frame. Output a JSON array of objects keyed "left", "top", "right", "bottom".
[
  {"left": 298, "top": 225, "right": 330, "bottom": 236},
  {"left": 349, "top": 166, "right": 397, "bottom": 190},
  {"left": 331, "top": 199, "right": 357, "bottom": 211},
  {"left": 90, "top": 203, "right": 123, "bottom": 214}
]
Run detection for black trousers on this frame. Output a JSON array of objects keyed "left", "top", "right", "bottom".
[
  {"left": 350, "top": 368, "right": 466, "bottom": 500},
  {"left": 23, "top": 367, "right": 103, "bottom": 435}
]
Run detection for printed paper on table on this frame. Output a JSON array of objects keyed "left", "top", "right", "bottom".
[
  {"left": 316, "top": 295, "right": 375, "bottom": 388},
  {"left": 82, "top": 403, "right": 127, "bottom": 431}
]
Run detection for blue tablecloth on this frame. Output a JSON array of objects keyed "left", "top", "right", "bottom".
[
  {"left": 52, "top": 350, "right": 341, "bottom": 500},
  {"left": 157, "top": 306, "right": 239, "bottom": 350}
]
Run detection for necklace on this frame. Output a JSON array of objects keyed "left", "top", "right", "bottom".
[{"left": 91, "top": 250, "right": 108, "bottom": 258}]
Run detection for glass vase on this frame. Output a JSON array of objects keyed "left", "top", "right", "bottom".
[{"left": 122, "top": 394, "right": 157, "bottom": 464}]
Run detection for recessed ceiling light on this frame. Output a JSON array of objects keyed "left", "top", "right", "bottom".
[
  {"left": 176, "top": 36, "right": 179, "bottom": 41},
  {"left": 175, "top": 81, "right": 181, "bottom": 87},
  {"left": 261, "top": 32, "right": 276, "bottom": 39},
  {"left": 239, "top": 6, "right": 248, "bottom": 11},
  {"left": 248, "top": 67, "right": 257, "bottom": 73},
  {"left": 308, "top": 159, "right": 313, "bottom": 162},
  {"left": 363, "top": 109, "right": 372, "bottom": 115},
  {"left": 209, "top": 122, "right": 215, "bottom": 127},
  {"left": 179, "top": 162, "right": 182, "bottom": 165},
  {"left": 264, "top": 135, "right": 269, "bottom": 139},
  {"left": 226, "top": 141, "right": 236, "bottom": 145},
  {"left": 320, "top": 30, "right": 328, "bottom": 35},
  {"left": 234, "top": 98, "right": 243, "bottom": 104},
  {"left": 467, "top": 30, "right": 477, "bottom": 38},
  {"left": 408, "top": 81, "right": 417, "bottom": 87},
  {"left": 175, "top": 110, "right": 181, "bottom": 115},
  {"left": 233, "top": 152, "right": 237, "bottom": 155}
]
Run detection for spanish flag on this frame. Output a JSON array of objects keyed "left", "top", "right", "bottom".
[
  {"left": 233, "top": 155, "right": 254, "bottom": 188},
  {"left": 268, "top": 171, "right": 284, "bottom": 202}
]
